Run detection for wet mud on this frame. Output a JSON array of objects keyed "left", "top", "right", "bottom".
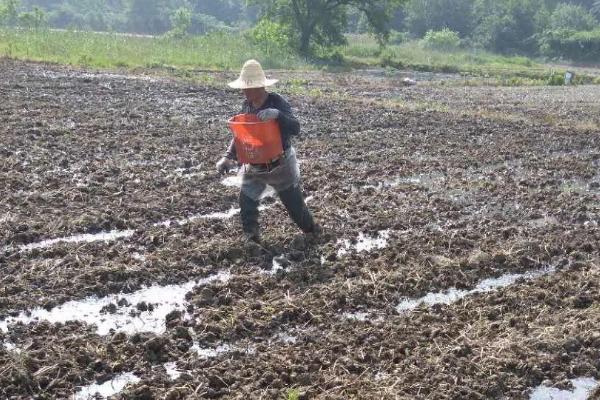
[{"left": 1, "top": 59, "right": 600, "bottom": 399}]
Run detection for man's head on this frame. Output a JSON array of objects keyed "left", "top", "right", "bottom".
[{"left": 228, "top": 59, "right": 278, "bottom": 91}]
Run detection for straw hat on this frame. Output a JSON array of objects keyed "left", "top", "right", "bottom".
[{"left": 228, "top": 59, "right": 278, "bottom": 89}]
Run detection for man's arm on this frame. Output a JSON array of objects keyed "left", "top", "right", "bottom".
[
  {"left": 225, "top": 138, "right": 237, "bottom": 160},
  {"left": 274, "top": 96, "right": 300, "bottom": 136}
]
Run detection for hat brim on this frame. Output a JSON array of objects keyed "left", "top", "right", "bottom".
[{"left": 227, "top": 78, "right": 278, "bottom": 89}]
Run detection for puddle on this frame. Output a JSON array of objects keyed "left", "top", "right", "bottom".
[
  {"left": 338, "top": 230, "right": 391, "bottom": 257},
  {"left": 156, "top": 207, "right": 242, "bottom": 228},
  {"left": 191, "top": 343, "right": 233, "bottom": 358},
  {"left": 73, "top": 372, "right": 140, "bottom": 400},
  {"left": 2, "top": 341, "right": 19, "bottom": 352},
  {"left": 530, "top": 377, "right": 599, "bottom": 400},
  {"left": 366, "top": 173, "right": 446, "bottom": 191},
  {"left": 190, "top": 331, "right": 296, "bottom": 361},
  {"left": 20, "top": 229, "right": 135, "bottom": 251},
  {"left": 561, "top": 179, "right": 600, "bottom": 194},
  {"left": 163, "top": 362, "right": 185, "bottom": 380},
  {"left": 156, "top": 202, "right": 278, "bottom": 228},
  {"left": 272, "top": 332, "right": 298, "bottom": 344},
  {"left": 266, "top": 255, "right": 290, "bottom": 275},
  {"left": 342, "top": 311, "right": 370, "bottom": 321},
  {"left": 396, "top": 266, "right": 556, "bottom": 312},
  {"left": 526, "top": 216, "right": 559, "bottom": 228},
  {"left": 0, "top": 272, "right": 231, "bottom": 335},
  {"left": 221, "top": 176, "right": 242, "bottom": 188},
  {"left": 12, "top": 195, "right": 313, "bottom": 252},
  {"left": 131, "top": 252, "right": 146, "bottom": 262},
  {"left": 168, "top": 168, "right": 206, "bottom": 180},
  {"left": 41, "top": 68, "right": 157, "bottom": 83}
]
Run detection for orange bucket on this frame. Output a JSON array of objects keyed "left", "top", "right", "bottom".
[{"left": 227, "top": 113, "right": 283, "bottom": 164}]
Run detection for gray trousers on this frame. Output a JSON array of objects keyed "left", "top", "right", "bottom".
[{"left": 240, "top": 184, "right": 315, "bottom": 237}]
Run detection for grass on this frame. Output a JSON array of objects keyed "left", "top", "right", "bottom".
[
  {"left": 343, "top": 34, "right": 598, "bottom": 84},
  {"left": 0, "top": 28, "right": 308, "bottom": 71},
  {"left": 286, "top": 388, "right": 301, "bottom": 400},
  {"left": 0, "top": 29, "right": 597, "bottom": 86}
]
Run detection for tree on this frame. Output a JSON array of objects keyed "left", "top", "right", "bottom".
[
  {"left": 248, "top": 0, "right": 406, "bottom": 55},
  {"left": 126, "top": 0, "right": 172, "bottom": 34},
  {"left": 472, "top": 0, "right": 544, "bottom": 54},
  {"left": 166, "top": 6, "right": 192, "bottom": 38},
  {"left": 405, "top": 0, "right": 474, "bottom": 38},
  {"left": 0, "top": 0, "right": 21, "bottom": 26},
  {"left": 18, "top": 5, "right": 45, "bottom": 28},
  {"left": 550, "top": 3, "right": 598, "bottom": 30}
]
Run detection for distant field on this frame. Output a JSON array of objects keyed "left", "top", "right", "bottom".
[
  {"left": 343, "top": 34, "right": 600, "bottom": 85},
  {"left": 0, "top": 29, "right": 599, "bottom": 85}
]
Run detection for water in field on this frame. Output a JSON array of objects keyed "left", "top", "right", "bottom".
[
  {"left": 73, "top": 372, "right": 140, "bottom": 400},
  {"left": 164, "top": 362, "right": 186, "bottom": 380},
  {"left": 529, "top": 377, "right": 599, "bottom": 400},
  {"left": 191, "top": 343, "right": 233, "bottom": 359},
  {"left": 0, "top": 272, "right": 231, "bottom": 335},
  {"left": 396, "top": 266, "right": 556, "bottom": 312},
  {"left": 337, "top": 230, "right": 391, "bottom": 256},
  {"left": 20, "top": 229, "right": 135, "bottom": 251}
]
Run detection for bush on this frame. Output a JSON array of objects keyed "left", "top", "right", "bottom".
[
  {"left": 18, "top": 6, "right": 45, "bottom": 29},
  {"left": 389, "top": 30, "right": 409, "bottom": 45},
  {"left": 189, "top": 13, "right": 231, "bottom": 35},
  {"left": 472, "top": 0, "right": 541, "bottom": 55},
  {"left": 249, "top": 18, "right": 292, "bottom": 56},
  {"left": 540, "top": 28, "right": 600, "bottom": 62},
  {"left": 165, "top": 7, "right": 192, "bottom": 39},
  {"left": 0, "top": 0, "right": 20, "bottom": 27},
  {"left": 421, "top": 28, "right": 461, "bottom": 50}
]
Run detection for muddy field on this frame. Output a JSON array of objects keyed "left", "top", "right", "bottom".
[{"left": 1, "top": 59, "right": 600, "bottom": 399}]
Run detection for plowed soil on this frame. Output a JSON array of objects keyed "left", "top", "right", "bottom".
[{"left": 1, "top": 59, "right": 599, "bottom": 399}]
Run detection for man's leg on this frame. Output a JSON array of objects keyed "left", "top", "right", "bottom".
[
  {"left": 277, "top": 184, "right": 316, "bottom": 233},
  {"left": 239, "top": 191, "right": 260, "bottom": 241}
]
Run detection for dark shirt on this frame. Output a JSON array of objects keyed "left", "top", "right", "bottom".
[{"left": 225, "top": 92, "right": 300, "bottom": 161}]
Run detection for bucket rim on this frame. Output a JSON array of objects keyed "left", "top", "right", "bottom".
[{"left": 227, "top": 115, "right": 277, "bottom": 125}]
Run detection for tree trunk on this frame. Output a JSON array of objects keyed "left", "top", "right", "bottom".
[{"left": 300, "top": 27, "right": 311, "bottom": 55}]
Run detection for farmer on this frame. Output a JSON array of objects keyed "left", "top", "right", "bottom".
[{"left": 216, "top": 59, "right": 318, "bottom": 243}]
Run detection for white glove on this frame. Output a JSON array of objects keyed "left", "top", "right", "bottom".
[
  {"left": 257, "top": 108, "right": 280, "bottom": 121},
  {"left": 216, "top": 157, "right": 237, "bottom": 174}
]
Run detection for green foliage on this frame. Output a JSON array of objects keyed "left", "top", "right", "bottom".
[
  {"left": 247, "top": 0, "right": 405, "bottom": 55},
  {"left": 0, "top": 0, "right": 21, "bottom": 26},
  {"left": 472, "top": 0, "right": 542, "bottom": 54},
  {"left": 165, "top": 7, "right": 192, "bottom": 39},
  {"left": 249, "top": 18, "right": 292, "bottom": 56},
  {"left": 539, "top": 28, "right": 600, "bottom": 61},
  {"left": 546, "top": 71, "right": 566, "bottom": 85},
  {"left": 18, "top": 5, "right": 45, "bottom": 29},
  {"left": 549, "top": 3, "right": 597, "bottom": 30},
  {"left": 421, "top": 28, "right": 460, "bottom": 50},
  {"left": 286, "top": 389, "right": 300, "bottom": 400},
  {"left": 43, "top": 0, "right": 117, "bottom": 31},
  {"left": 189, "top": 13, "right": 231, "bottom": 35},
  {"left": 127, "top": 0, "right": 170, "bottom": 34},
  {"left": 404, "top": 0, "right": 474, "bottom": 38},
  {"left": 389, "top": 29, "right": 409, "bottom": 44}
]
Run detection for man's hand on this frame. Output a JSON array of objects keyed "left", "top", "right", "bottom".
[
  {"left": 216, "top": 157, "right": 237, "bottom": 174},
  {"left": 257, "top": 108, "right": 280, "bottom": 121}
]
